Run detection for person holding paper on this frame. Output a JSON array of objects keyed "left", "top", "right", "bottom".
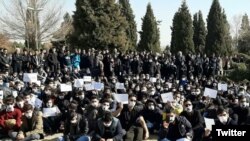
[
  {"left": 15, "top": 104, "right": 44, "bottom": 141},
  {"left": 158, "top": 107, "right": 193, "bottom": 141},
  {"left": 43, "top": 97, "right": 61, "bottom": 134}
]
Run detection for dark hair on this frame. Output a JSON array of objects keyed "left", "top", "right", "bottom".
[
  {"left": 16, "top": 96, "right": 24, "bottom": 102},
  {"left": 165, "top": 107, "right": 175, "bottom": 114},
  {"left": 216, "top": 106, "right": 229, "bottom": 115},
  {"left": 102, "top": 111, "right": 113, "bottom": 123},
  {"left": 23, "top": 104, "right": 33, "bottom": 112},
  {"left": 4, "top": 95, "right": 15, "bottom": 104},
  {"left": 128, "top": 94, "right": 137, "bottom": 99},
  {"left": 68, "top": 101, "right": 78, "bottom": 111}
]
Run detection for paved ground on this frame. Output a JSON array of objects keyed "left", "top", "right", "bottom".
[{"left": 1, "top": 133, "right": 158, "bottom": 141}]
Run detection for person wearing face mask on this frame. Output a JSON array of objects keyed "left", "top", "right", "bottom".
[
  {"left": 58, "top": 111, "right": 89, "bottom": 141},
  {"left": 0, "top": 95, "right": 22, "bottom": 139},
  {"left": 114, "top": 94, "right": 149, "bottom": 141},
  {"left": 180, "top": 100, "right": 204, "bottom": 141},
  {"left": 141, "top": 99, "right": 162, "bottom": 134},
  {"left": 93, "top": 111, "right": 123, "bottom": 141},
  {"left": 43, "top": 97, "right": 61, "bottom": 134},
  {"left": 215, "top": 107, "right": 237, "bottom": 125},
  {"left": 233, "top": 96, "right": 250, "bottom": 125},
  {"left": 15, "top": 96, "right": 25, "bottom": 112},
  {"left": 15, "top": 104, "right": 44, "bottom": 141},
  {"left": 159, "top": 107, "right": 193, "bottom": 141},
  {"left": 74, "top": 91, "right": 90, "bottom": 114},
  {"left": 96, "top": 99, "right": 111, "bottom": 120},
  {"left": 85, "top": 96, "right": 100, "bottom": 134}
]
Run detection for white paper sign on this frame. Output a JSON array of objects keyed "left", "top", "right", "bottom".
[
  {"left": 60, "top": 84, "right": 72, "bottom": 92},
  {"left": 115, "top": 83, "right": 125, "bottom": 90},
  {"left": 83, "top": 76, "right": 92, "bottom": 82},
  {"left": 74, "top": 79, "right": 84, "bottom": 88},
  {"left": 84, "top": 84, "right": 94, "bottom": 91},
  {"left": 204, "top": 88, "right": 218, "bottom": 99},
  {"left": 92, "top": 82, "right": 104, "bottom": 91},
  {"left": 204, "top": 118, "right": 215, "bottom": 130},
  {"left": 176, "top": 138, "right": 190, "bottom": 141},
  {"left": 161, "top": 92, "right": 174, "bottom": 103},
  {"left": 23, "top": 73, "right": 37, "bottom": 82},
  {"left": 0, "top": 91, "right": 3, "bottom": 99},
  {"left": 114, "top": 94, "right": 128, "bottom": 104},
  {"left": 12, "top": 91, "right": 18, "bottom": 98},
  {"left": 43, "top": 107, "right": 57, "bottom": 117},
  {"left": 218, "top": 83, "right": 228, "bottom": 91},
  {"left": 34, "top": 81, "right": 41, "bottom": 86},
  {"left": 166, "top": 82, "right": 172, "bottom": 88},
  {"left": 150, "top": 77, "right": 157, "bottom": 83},
  {"left": 35, "top": 98, "right": 43, "bottom": 108}
]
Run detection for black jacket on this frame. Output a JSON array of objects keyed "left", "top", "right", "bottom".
[
  {"left": 159, "top": 116, "right": 193, "bottom": 141},
  {"left": 64, "top": 114, "right": 89, "bottom": 141}
]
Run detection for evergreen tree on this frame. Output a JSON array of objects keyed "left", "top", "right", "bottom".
[
  {"left": 119, "top": 0, "right": 137, "bottom": 50},
  {"left": 70, "top": 0, "right": 129, "bottom": 50},
  {"left": 193, "top": 11, "right": 206, "bottom": 53},
  {"left": 205, "top": 0, "right": 230, "bottom": 56},
  {"left": 222, "top": 10, "right": 233, "bottom": 55},
  {"left": 170, "top": 0, "right": 194, "bottom": 54},
  {"left": 138, "top": 3, "right": 161, "bottom": 52},
  {"left": 238, "top": 14, "right": 250, "bottom": 54}
]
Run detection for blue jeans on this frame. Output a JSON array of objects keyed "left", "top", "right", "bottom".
[{"left": 57, "top": 135, "right": 90, "bottom": 141}]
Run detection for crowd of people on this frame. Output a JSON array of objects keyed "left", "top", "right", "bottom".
[{"left": 0, "top": 47, "right": 249, "bottom": 141}]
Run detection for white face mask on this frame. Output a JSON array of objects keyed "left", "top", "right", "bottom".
[
  {"left": 240, "top": 102, "right": 249, "bottom": 108},
  {"left": 71, "top": 119, "right": 77, "bottom": 124},
  {"left": 103, "top": 121, "right": 112, "bottom": 127},
  {"left": 102, "top": 105, "right": 109, "bottom": 111},
  {"left": 218, "top": 116, "right": 228, "bottom": 124},
  {"left": 17, "top": 102, "right": 24, "bottom": 108},
  {"left": 169, "top": 116, "right": 175, "bottom": 123},
  {"left": 150, "top": 91, "right": 155, "bottom": 96},
  {"left": 59, "top": 96, "right": 64, "bottom": 99},
  {"left": 25, "top": 112, "right": 33, "bottom": 119},
  {"left": 148, "top": 105, "right": 155, "bottom": 111},
  {"left": 46, "top": 103, "right": 53, "bottom": 108},
  {"left": 6, "top": 105, "right": 14, "bottom": 112},
  {"left": 128, "top": 101, "right": 136, "bottom": 108},
  {"left": 78, "top": 95, "right": 85, "bottom": 100},
  {"left": 185, "top": 106, "right": 193, "bottom": 113}
]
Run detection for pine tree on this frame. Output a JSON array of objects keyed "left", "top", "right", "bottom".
[
  {"left": 193, "top": 11, "right": 206, "bottom": 53},
  {"left": 119, "top": 0, "right": 137, "bottom": 50},
  {"left": 170, "top": 0, "right": 194, "bottom": 54},
  {"left": 69, "top": 0, "right": 129, "bottom": 51},
  {"left": 222, "top": 10, "right": 233, "bottom": 55},
  {"left": 238, "top": 13, "right": 250, "bottom": 54},
  {"left": 138, "top": 3, "right": 161, "bottom": 52},
  {"left": 205, "top": 0, "right": 230, "bottom": 56}
]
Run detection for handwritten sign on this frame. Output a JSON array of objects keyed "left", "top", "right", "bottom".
[
  {"left": 23, "top": 73, "right": 37, "bottom": 82},
  {"left": 218, "top": 83, "right": 228, "bottom": 91},
  {"left": 114, "top": 94, "right": 128, "bottom": 104},
  {"left": 161, "top": 92, "right": 174, "bottom": 103},
  {"left": 43, "top": 107, "right": 57, "bottom": 117},
  {"left": 204, "top": 88, "right": 217, "bottom": 99},
  {"left": 74, "top": 79, "right": 84, "bottom": 88},
  {"left": 60, "top": 84, "right": 72, "bottom": 92},
  {"left": 83, "top": 76, "right": 92, "bottom": 82},
  {"left": 115, "top": 83, "right": 125, "bottom": 90},
  {"left": 204, "top": 117, "right": 215, "bottom": 130}
]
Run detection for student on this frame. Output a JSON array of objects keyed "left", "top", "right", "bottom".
[
  {"left": 159, "top": 107, "right": 193, "bottom": 141},
  {"left": 0, "top": 95, "right": 22, "bottom": 139},
  {"left": 115, "top": 94, "right": 149, "bottom": 141},
  {"left": 93, "top": 111, "right": 123, "bottom": 141},
  {"left": 58, "top": 111, "right": 89, "bottom": 141},
  {"left": 15, "top": 104, "right": 44, "bottom": 141}
]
